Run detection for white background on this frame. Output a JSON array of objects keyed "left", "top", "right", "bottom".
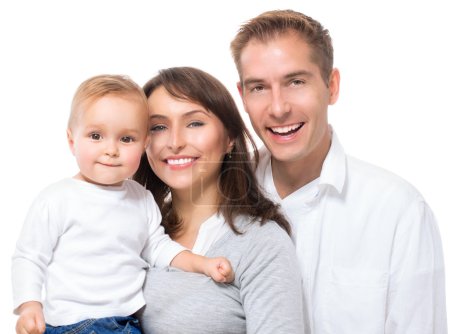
[{"left": 1, "top": 0, "right": 448, "bottom": 330}]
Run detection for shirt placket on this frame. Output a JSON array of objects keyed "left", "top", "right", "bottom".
[{"left": 295, "top": 187, "right": 327, "bottom": 334}]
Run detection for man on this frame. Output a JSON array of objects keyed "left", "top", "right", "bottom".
[{"left": 230, "top": 9, "right": 446, "bottom": 333}]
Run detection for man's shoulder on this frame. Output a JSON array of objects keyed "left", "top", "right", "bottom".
[{"left": 346, "top": 155, "right": 423, "bottom": 201}]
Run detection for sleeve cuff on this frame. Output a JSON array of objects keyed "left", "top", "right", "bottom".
[{"left": 153, "top": 241, "right": 187, "bottom": 268}]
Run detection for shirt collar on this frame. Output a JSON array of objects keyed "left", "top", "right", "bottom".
[
  {"left": 191, "top": 213, "right": 229, "bottom": 256},
  {"left": 318, "top": 127, "right": 346, "bottom": 194}
]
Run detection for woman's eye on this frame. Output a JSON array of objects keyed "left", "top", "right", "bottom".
[
  {"left": 121, "top": 136, "right": 134, "bottom": 143},
  {"left": 89, "top": 133, "right": 101, "bottom": 140},
  {"left": 150, "top": 125, "right": 166, "bottom": 132},
  {"left": 188, "top": 121, "right": 204, "bottom": 128}
]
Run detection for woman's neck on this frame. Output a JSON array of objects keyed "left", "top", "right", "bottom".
[{"left": 170, "top": 186, "right": 220, "bottom": 248}]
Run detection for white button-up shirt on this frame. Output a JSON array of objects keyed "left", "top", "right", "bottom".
[{"left": 255, "top": 129, "right": 447, "bottom": 334}]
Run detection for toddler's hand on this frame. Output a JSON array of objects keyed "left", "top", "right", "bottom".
[
  {"left": 205, "top": 256, "right": 235, "bottom": 283},
  {"left": 16, "top": 301, "right": 46, "bottom": 334}
]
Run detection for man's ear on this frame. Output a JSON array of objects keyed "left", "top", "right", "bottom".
[
  {"left": 236, "top": 82, "right": 248, "bottom": 114},
  {"left": 237, "top": 81, "right": 244, "bottom": 98},
  {"left": 328, "top": 68, "right": 340, "bottom": 105},
  {"left": 67, "top": 128, "right": 75, "bottom": 155}
]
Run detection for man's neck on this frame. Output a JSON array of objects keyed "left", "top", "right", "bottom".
[{"left": 271, "top": 131, "right": 331, "bottom": 199}]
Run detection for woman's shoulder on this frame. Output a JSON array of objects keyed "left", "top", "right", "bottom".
[
  {"left": 226, "top": 216, "right": 299, "bottom": 288},
  {"left": 234, "top": 215, "right": 292, "bottom": 242},
  {"left": 208, "top": 215, "right": 293, "bottom": 261}
]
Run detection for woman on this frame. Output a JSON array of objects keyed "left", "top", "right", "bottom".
[{"left": 134, "top": 67, "right": 304, "bottom": 334}]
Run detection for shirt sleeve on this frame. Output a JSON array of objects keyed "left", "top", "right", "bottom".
[
  {"left": 238, "top": 223, "right": 306, "bottom": 334},
  {"left": 386, "top": 197, "right": 447, "bottom": 333},
  {"left": 142, "top": 191, "right": 186, "bottom": 268},
  {"left": 11, "top": 196, "right": 57, "bottom": 313}
]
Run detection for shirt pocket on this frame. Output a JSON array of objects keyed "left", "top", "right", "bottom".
[{"left": 323, "top": 266, "right": 388, "bottom": 334}]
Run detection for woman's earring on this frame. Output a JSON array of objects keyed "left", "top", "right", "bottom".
[{"left": 226, "top": 144, "right": 234, "bottom": 160}]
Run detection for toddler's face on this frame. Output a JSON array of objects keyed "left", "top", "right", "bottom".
[{"left": 68, "top": 95, "right": 148, "bottom": 186}]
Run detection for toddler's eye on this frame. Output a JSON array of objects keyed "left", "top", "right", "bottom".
[
  {"left": 89, "top": 133, "right": 101, "bottom": 140},
  {"left": 121, "top": 136, "right": 135, "bottom": 143}
]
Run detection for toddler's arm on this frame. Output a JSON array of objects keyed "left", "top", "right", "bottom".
[
  {"left": 143, "top": 191, "right": 234, "bottom": 282},
  {"left": 15, "top": 301, "right": 46, "bottom": 334},
  {"left": 171, "top": 251, "right": 235, "bottom": 283}
]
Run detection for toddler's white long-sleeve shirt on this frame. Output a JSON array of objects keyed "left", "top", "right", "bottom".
[{"left": 12, "top": 178, "right": 185, "bottom": 326}]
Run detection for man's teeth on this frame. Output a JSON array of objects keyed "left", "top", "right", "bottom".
[
  {"left": 167, "top": 158, "right": 195, "bottom": 165},
  {"left": 270, "top": 123, "right": 303, "bottom": 134}
]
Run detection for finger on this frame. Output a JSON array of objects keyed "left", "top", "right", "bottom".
[
  {"left": 17, "top": 325, "right": 31, "bottom": 334},
  {"left": 218, "top": 261, "right": 234, "bottom": 279},
  {"left": 212, "top": 271, "right": 227, "bottom": 283},
  {"left": 34, "top": 311, "right": 46, "bottom": 332},
  {"left": 223, "top": 271, "right": 235, "bottom": 283},
  {"left": 18, "top": 317, "right": 34, "bottom": 334},
  {"left": 26, "top": 316, "right": 43, "bottom": 334},
  {"left": 219, "top": 261, "right": 235, "bottom": 283},
  {"left": 16, "top": 323, "right": 29, "bottom": 334},
  {"left": 36, "top": 316, "right": 46, "bottom": 334}
]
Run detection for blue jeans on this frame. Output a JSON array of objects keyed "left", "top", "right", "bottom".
[{"left": 44, "top": 316, "right": 141, "bottom": 334}]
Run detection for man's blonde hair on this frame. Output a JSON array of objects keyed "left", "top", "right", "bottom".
[{"left": 230, "top": 9, "right": 334, "bottom": 85}]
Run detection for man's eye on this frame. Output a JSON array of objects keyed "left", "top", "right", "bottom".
[
  {"left": 121, "top": 136, "right": 135, "bottom": 143},
  {"left": 291, "top": 79, "right": 305, "bottom": 86},
  {"left": 89, "top": 133, "right": 101, "bottom": 140},
  {"left": 250, "top": 85, "right": 264, "bottom": 93}
]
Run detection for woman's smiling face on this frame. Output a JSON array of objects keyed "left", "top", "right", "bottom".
[{"left": 146, "top": 86, "right": 232, "bottom": 197}]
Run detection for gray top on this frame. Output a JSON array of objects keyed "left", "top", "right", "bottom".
[{"left": 139, "top": 216, "right": 304, "bottom": 334}]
